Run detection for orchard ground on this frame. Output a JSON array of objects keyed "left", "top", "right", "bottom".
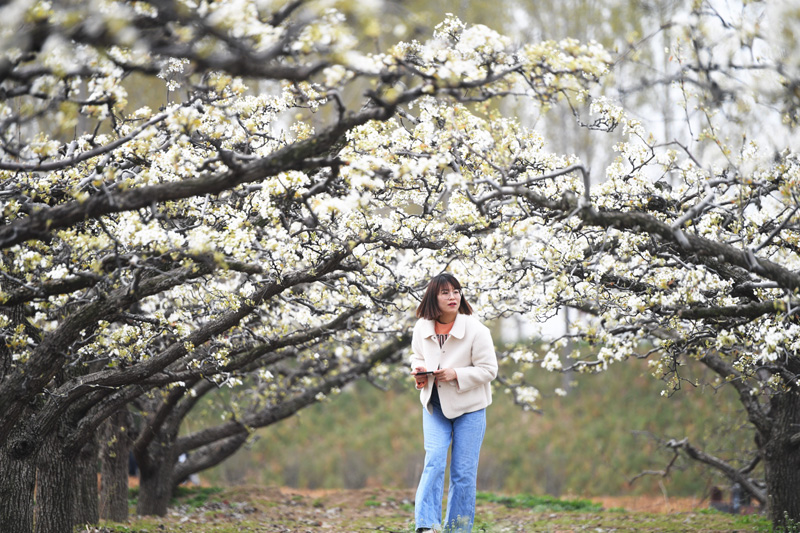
[{"left": 86, "top": 484, "right": 770, "bottom": 532}]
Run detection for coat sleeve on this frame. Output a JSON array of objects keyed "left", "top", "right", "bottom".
[
  {"left": 455, "top": 324, "right": 497, "bottom": 392},
  {"left": 410, "top": 321, "right": 426, "bottom": 371}
]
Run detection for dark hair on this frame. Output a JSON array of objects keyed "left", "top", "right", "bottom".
[{"left": 415, "top": 273, "right": 474, "bottom": 320}]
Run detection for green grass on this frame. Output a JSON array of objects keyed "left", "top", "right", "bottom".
[
  {"left": 187, "top": 356, "right": 756, "bottom": 500},
  {"left": 128, "top": 485, "right": 223, "bottom": 511},
  {"left": 89, "top": 486, "right": 773, "bottom": 533},
  {"left": 476, "top": 491, "right": 603, "bottom": 512},
  {"left": 173, "top": 486, "right": 224, "bottom": 509}
]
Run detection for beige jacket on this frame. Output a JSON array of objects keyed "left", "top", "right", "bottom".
[{"left": 410, "top": 313, "right": 498, "bottom": 419}]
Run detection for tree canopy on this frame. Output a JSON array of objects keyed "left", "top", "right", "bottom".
[{"left": 2, "top": 0, "right": 800, "bottom": 529}]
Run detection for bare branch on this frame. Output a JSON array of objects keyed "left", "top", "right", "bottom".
[
  {"left": 701, "top": 352, "right": 771, "bottom": 435},
  {"left": 628, "top": 444, "right": 681, "bottom": 485},
  {"left": 665, "top": 438, "right": 767, "bottom": 505}
]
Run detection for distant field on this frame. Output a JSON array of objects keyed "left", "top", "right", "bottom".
[{"left": 186, "top": 356, "right": 757, "bottom": 501}]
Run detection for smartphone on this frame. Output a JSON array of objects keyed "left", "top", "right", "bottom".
[{"left": 414, "top": 371, "right": 435, "bottom": 376}]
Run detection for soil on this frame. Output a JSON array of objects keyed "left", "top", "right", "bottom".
[
  {"left": 139, "top": 486, "right": 761, "bottom": 532},
  {"left": 115, "top": 479, "right": 763, "bottom": 532},
  {"left": 274, "top": 487, "right": 708, "bottom": 514}
]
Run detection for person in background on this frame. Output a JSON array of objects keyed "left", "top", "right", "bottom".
[{"left": 410, "top": 273, "right": 498, "bottom": 532}]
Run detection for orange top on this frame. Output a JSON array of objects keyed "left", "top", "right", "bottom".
[
  {"left": 434, "top": 319, "right": 455, "bottom": 349},
  {"left": 434, "top": 320, "right": 455, "bottom": 336}
]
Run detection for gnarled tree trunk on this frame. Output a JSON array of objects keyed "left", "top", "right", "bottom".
[
  {"left": 99, "top": 408, "right": 132, "bottom": 522},
  {"left": 136, "top": 436, "right": 177, "bottom": 517},
  {"left": 35, "top": 427, "right": 73, "bottom": 533},
  {"left": 73, "top": 435, "right": 99, "bottom": 527},
  {"left": 0, "top": 432, "right": 37, "bottom": 533},
  {"left": 763, "top": 391, "right": 800, "bottom": 528}
]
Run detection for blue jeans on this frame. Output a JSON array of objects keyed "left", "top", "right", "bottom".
[{"left": 415, "top": 389, "right": 486, "bottom": 532}]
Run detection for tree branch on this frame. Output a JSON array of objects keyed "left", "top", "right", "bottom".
[
  {"left": 1, "top": 274, "right": 101, "bottom": 307},
  {"left": 28, "top": 252, "right": 350, "bottom": 446},
  {"left": 700, "top": 351, "right": 771, "bottom": 435},
  {"left": 0, "top": 111, "right": 169, "bottom": 172},
  {"left": 666, "top": 437, "right": 767, "bottom": 505},
  {"left": 174, "top": 332, "right": 410, "bottom": 456},
  {"left": 672, "top": 300, "right": 783, "bottom": 321},
  {"left": 0, "top": 105, "right": 394, "bottom": 250},
  {"left": 493, "top": 185, "right": 800, "bottom": 293},
  {"left": 0, "top": 260, "right": 216, "bottom": 442}
]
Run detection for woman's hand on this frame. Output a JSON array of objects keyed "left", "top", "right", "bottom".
[
  {"left": 433, "top": 368, "right": 457, "bottom": 383},
  {"left": 412, "top": 366, "right": 429, "bottom": 389}
]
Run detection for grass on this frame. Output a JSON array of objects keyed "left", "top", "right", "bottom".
[
  {"left": 85, "top": 485, "right": 773, "bottom": 532},
  {"left": 188, "top": 356, "right": 756, "bottom": 501},
  {"left": 173, "top": 486, "right": 224, "bottom": 509},
  {"left": 476, "top": 491, "right": 603, "bottom": 512},
  {"left": 128, "top": 485, "right": 223, "bottom": 511}
]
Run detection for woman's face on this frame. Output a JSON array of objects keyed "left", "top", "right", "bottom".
[{"left": 437, "top": 283, "right": 461, "bottom": 314}]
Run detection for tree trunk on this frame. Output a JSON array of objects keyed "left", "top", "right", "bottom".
[
  {"left": 763, "top": 391, "right": 800, "bottom": 528},
  {"left": 73, "top": 434, "right": 99, "bottom": 527},
  {"left": 35, "top": 428, "right": 74, "bottom": 533},
  {"left": 99, "top": 409, "right": 131, "bottom": 522},
  {"left": 0, "top": 435, "right": 37, "bottom": 533},
  {"left": 136, "top": 441, "right": 176, "bottom": 517}
]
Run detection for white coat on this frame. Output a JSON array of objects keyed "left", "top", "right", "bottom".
[{"left": 410, "top": 313, "right": 498, "bottom": 419}]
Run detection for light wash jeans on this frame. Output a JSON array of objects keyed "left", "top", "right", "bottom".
[{"left": 414, "top": 389, "right": 486, "bottom": 532}]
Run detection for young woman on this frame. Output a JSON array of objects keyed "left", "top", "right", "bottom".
[{"left": 410, "top": 273, "right": 498, "bottom": 532}]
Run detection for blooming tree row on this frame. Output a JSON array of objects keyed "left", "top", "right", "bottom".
[
  {"left": 0, "top": 0, "right": 611, "bottom": 530},
  {"left": 2, "top": 0, "right": 800, "bottom": 530}
]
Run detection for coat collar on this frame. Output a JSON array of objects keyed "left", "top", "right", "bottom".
[{"left": 421, "top": 313, "right": 467, "bottom": 340}]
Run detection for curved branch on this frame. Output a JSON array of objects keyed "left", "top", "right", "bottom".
[
  {"left": 578, "top": 203, "right": 800, "bottom": 291},
  {"left": 0, "top": 260, "right": 216, "bottom": 442},
  {"left": 672, "top": 300, "right": 783, "bottom": 321},
  {"left": 493, "top": 184, "right": 800, "bottom": 293},
  {"left": 0, "top": 111, "right": 169, "bottom": 172},
  {"left": 666, "top": 437, "right": 767, "bottom": 505},
  {"left": 174, "top": 332, "right": 411, "bottom": 456},
  {"left": 700, "top": 351, "right": 771, "bottom": 435},
  {"left": 29, "top": 252, "right": 350, "bottom": 446},
  {"left": 0, "top": 105, "right": 394, "bottom": 250},
  {"left": 132, "top": 383, "right": 197, "bottom": 461},
  {"left": 172, "top": 433, "right": 248, "bottom": 487},
  {"left": 1, "top": 274, "right": 101, "bottom": 307}
]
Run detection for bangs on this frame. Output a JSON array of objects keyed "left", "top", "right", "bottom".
[{"left": 415, "top": 273, "right": 473, "bottom": 320}]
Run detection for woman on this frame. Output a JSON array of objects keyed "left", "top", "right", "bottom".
[{"left": 410, "top": 273, "right": 498, "bottom": 532}]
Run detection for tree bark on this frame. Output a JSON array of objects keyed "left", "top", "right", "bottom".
[
  {"left": 72, "top": 434, "right": 99, "bottom": 527},
  {"left": 763, "top": 391, "right": 800, "bottom": 528},
  {"left": 99, "top": 408, "right": 132, "bottom": 522},
  {"left": 136, "top": 437, "right": 177, "bottom": 517},
  {"left": 0, "top": 435, "right": 37, "bottom": 533},
  {"left": 35, "top": 428, "right": 73, "bottom": 533},
  {"left": 174, "top": 433, "right": 248, "bottom": 485}
]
